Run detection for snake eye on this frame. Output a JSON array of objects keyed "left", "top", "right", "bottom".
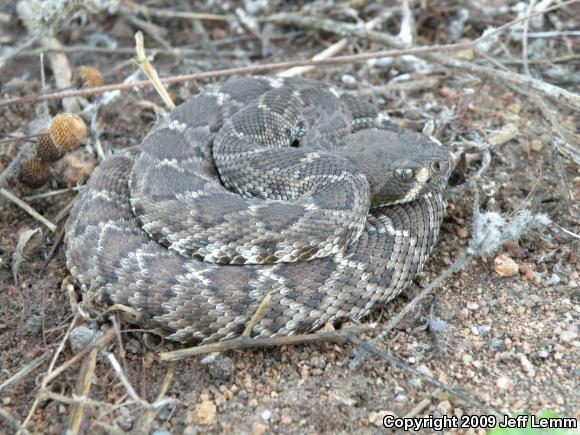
[{"left": 394, "top": 167, "right": 415, "bottom": 182}]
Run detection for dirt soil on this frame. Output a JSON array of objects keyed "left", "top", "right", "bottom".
[{"left": 0, "top": 1, "right": 578, "bottom": 434}]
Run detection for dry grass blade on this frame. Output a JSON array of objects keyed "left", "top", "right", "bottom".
[
  {"left": 0, "top": 188, "right": 57, "bottom": 232},
  {"left": 105, "top": 353, "right": 177, "bottom": 411},
  {"left": 137, "top": 367, "right": 175, "bottom": 432},
  {"left": 133, "top": 31, "right": 175, "bottom": 111},
  {"left": 0, "top": 407, "right": 30, "bottom": 435},
  {"left": 43, "top": 328, "right": 116, "bottom": 386},
  {"left": 0, "top": 353, "right": 50, "bottom": 393},
  {"left": 67, "top": 348, "right": 98, "bottom": 435}
]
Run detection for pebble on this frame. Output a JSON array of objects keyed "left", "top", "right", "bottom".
[
  {"left": 506, "top": 102, "right": 521, "bottom": 114},
  {"left": 537, "top": 349, "right": 550, "bottom": 358},
  {"left": 466, "top": 302, "right": 479, "bottom": 311},
  {"left": 456, "top": 227, "right": 469, "bottom": 239},
  {"left": 496, "top": 376, "right": 513, "bottom": 389},
  {"left": 341, "top": 74, "right": 356, "bottom": 84},
  {"left": 192, "top": 400, "right": 217, "bottom": 425},
  {"left": 559, "top": 330, "right": 578, "bottom": 343},
  {"left": 530, "top": 139, "right": 544, "bottom": 152},
  {"left": 494, "top": 254, "right": 519, "bottom": 277},
  {"left": 25, "top": 315, "right": 44, "bottom": 333},
  {"left": 546, "top": 273, "right": 561, "bottom": 286},
  {"left": 517, "top": 354, "right": 536, "bottom": 377},
  {"left": 252, "top": 422, "right": 268, "bottom": 435},
  {"left": 394, "top": 393, "right": 408, "bottom": 402},
  {"left": 437, "top": 400, "right": 452, "bottom": 414},
  {"left": 368, "top": 412, "right": 382, "bottom": 427},
  {"left": 68, "top": 325, "right": 97, "bottom": 354}
]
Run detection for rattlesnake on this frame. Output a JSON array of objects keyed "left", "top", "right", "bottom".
[{"left": 65, "top": 76, "right": 451, "bottom": 344}]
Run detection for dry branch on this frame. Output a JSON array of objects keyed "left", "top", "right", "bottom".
[{"left": 160, "top": 323, "right": 377, "bottom": 362}]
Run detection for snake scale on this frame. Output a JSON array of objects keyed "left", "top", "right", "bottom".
[{"left": 65, "top": 76, "right": 451, "bottom": 345}]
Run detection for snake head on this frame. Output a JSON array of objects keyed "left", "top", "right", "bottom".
[{"left": 339, "top": 128, "right": 452, "bottom": 207}]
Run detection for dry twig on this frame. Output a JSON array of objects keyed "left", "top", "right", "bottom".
[
  {"left": 133, "top": 31, "right": 175, "bottom": 111},
  {"left": 160, "top": 323, "right": 378, "bottom": 362},
  {"left": 0, "top": 188, "right": 57, "bottom": 232},
  {"left": 67, "top": 348, "right": 98, "bottom": 435}
]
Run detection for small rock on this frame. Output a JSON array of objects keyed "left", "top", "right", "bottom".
[
  {"left": 546, "top": 273, "right": 561, "bottom": 286},
  {"left": 530, "top": 139, "right": 544, "bottom": 152},
  {"left": 456, "top": 227, "right": 469, "bottom": 239},
  {"left": 68, "top": 325, "right": 97, "bottom": 354},
  {"left": 506, "top": 102, "right": 521, "bottom": 114},
  {"left": 25, "top": 315, "right": 44, "bottom": 333},
  {"left": 494, "top": 254, "right": 519, "bottom": 277},
  {"left": 368, "top": 411, "right": 381, "bottom": 427},
  {"left": 280, "top": 414, "right": 292, "bottom": 425},
  {"left": 466, "top": 302, "right": 479, "bottom": 311},
  {"left": 437, "top": 400, "right": 452, "bottom": 414},
  {"left": 518, "top": 354, "right": 536, "bottom": 377},
  {"left": 496, "top": 376, "right": 513, "bottom": 390},
  {"left": 559, "top": 330, "right": 578, "bottom": 343},
  {"left": 309, "top": 355, "right": 326, "bottom": 370},
  {"left": 252, "top": 422, "right": 268, "bottom": 435},
  {"left": 117, "top": 407, "right": 133, "bottom": 431},
  {"left": 394, "top": 393, "right": 408, "bottom": 402},
  {"left": 260, "top": 409, "right": 272, "bottom": 421},
  {"left": 192, "top": 400, "right": 217, "bottom": 425},
  {"left": 341, "top": 74, "right": 356, "bottom": 84}
]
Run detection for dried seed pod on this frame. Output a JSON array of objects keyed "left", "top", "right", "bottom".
[
  {"left": 36, "top": 130, "right": 64, "bottom": 162},
  {"left": 73, "top": 66, "right": 104, "bottom": 88},
  {"left": 20, "top": 156, "right": 51, "bottom": 187},
  {"left": 50, "top": 113, "right": 88, "bottom": 152}
]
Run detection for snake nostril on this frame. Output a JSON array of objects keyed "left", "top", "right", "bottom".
[{"left": 431, "top": 159, "right": 450, "bottom": 174}]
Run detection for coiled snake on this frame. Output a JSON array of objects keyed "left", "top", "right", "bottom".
[{"left": 65, "top": 76, "right": 451, "bottom": 344}]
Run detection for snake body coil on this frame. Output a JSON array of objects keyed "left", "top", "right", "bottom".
[{"left": 65, "top": 76, "right": 451, "bottom": 344}]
